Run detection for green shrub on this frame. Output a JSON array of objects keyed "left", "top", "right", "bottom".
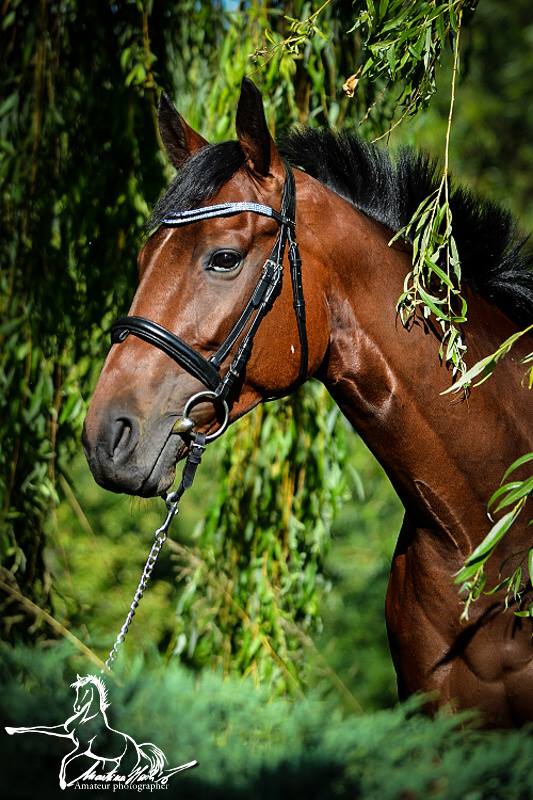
[{"left": 2, "top": 644, "right": 532, "bottom": 800}]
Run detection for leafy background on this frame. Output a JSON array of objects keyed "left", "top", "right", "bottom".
[{"left": 1, "top": 0, "right": 532, "bottom": 796}]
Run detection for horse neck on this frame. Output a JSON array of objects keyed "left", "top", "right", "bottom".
[{"left": 312, "top": 190, "right": 531, "bottom": 557}]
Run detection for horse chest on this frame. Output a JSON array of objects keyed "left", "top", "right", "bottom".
[{"left": 386, "top": 518, "right": 533, "bottom": 724}]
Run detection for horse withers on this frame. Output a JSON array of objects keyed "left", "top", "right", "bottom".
[{"left": 83, "top": 78, "right": 533, "bottom": 727}]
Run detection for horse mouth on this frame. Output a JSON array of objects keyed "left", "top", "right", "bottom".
[
  {"left": 84, "top": 404, "right": 222, "bottom": 498},
  {"left": 139, "top": 432, "right": 190, "bottom": 498},
  {"left": 140, "top": 407, "right": 227, "bottom": 496}
]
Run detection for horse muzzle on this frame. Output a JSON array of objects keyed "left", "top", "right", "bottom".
[{"left": 82, "top": 409, "right": 184, "bottom": 497}]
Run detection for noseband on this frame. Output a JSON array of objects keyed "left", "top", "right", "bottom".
[{"left": 110, "top": 162, "right": 307, "bottom": 441}]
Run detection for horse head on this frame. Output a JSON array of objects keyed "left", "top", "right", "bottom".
[{"left": 83, "top": 79, "right": 330, "bottom": 496}]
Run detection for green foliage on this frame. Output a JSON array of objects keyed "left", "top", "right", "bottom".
[
  {"left": 169, "top": 385, "right": 347, "bottom": 693},
  {"left": 351, "top": 1, "right": 473, "bottom": 379},
  {"left": 390, "top": 7, "right": 468, "bottom": 379},
  {"left": 349, "top": 0, "right": 476, "bottom": 127},
  {"left": 455, "top": 453, "right": 533, "bottom": 620},
  {"left": 444, "top": 324, "right": 533, "bottom": 393},
  {"left": 421, "top": 0, "right": 533, "bottom": 232},
  {"left": 248, "top": 0, "right": 374, "bottom": 131},
  {"left": 0, "top": 0, "right": 170, "bottom": 636},
  {"left": 392, "top": 183, "right": 468, "bottom": 377},
  {"left": 1, "top": 0, "right": 353, "bottom": 658},
  {"left": 49, "top": 455, "right": 178, "bottom": 660},
  {"left": 256, "top": 0, "right": 476, "bottom": 131},
  {"left": 316, "top": 434, "right": 403, "bottom": 710},
  {"left": 445, "top": 328, "right": 532, "bottom": 619},
  {"left": 3, "top": 643, "right": 533, "bottom": 799}
]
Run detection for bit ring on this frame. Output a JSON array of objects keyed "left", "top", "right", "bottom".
[{"left": 183, "top": 391, "right": 229, "bottom": 442}]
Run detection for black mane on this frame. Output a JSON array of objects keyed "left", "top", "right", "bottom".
[{"left": 149, "top": 129, "right": 533, "bottom": 326}]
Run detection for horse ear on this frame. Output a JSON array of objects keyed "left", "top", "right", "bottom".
[
  {"left": 236, "top": 78, "right": 283, "bottom": 178},
  {"left": 158, "top": 92, "right": 208, "bottom": 169}
]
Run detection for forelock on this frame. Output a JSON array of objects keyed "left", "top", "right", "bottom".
[{"left": 147, "top": 141, "right": 245, "bottom": 233}]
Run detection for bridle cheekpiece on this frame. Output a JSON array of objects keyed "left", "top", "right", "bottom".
[{"left": 110, "top": 161, "right": 307, "bottom": 443}]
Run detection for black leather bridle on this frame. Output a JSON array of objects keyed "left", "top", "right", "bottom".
[
  {"left": 110, "top": 162, "right": 307, "bottom": 442},
  {"left": 96, "top": 162, "right": 309, "bottom": 665}
]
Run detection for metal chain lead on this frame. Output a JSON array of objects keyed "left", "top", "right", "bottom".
[
  {"left": 103, "top": 434, "right": 207, "bottom": 672},
  {"left": 104, "top": 495, "right": 178, "bottom": 670}
]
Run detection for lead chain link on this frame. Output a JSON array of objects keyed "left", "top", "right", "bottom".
[{"left": 104, "top": 497, "right": 178, "bottom": 671}]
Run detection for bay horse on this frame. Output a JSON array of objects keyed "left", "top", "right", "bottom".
[{"left": 83, "top": 78, "right": 533, "bottom": 727}]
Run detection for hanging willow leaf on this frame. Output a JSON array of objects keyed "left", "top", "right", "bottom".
[
  {"left": 501, "top": 452, "right": 533, "bottom": 483},
  {"left": 487, "top": 481, "right": 523, "bottom": 513},
  {"left": 514, "top": 604, "right": 533, "bottom": 618},
  {"left": 492, "top": 478, "right": 533, "bottom": 514},
  {"left": 171, "top": 385, "right": 347, "bottom": 692},
  {"left": 457, "top": 508, "right": 522, "bottom": 580},
  {"left": 446, "top": 324, "right": 533, "bottom": 395}
]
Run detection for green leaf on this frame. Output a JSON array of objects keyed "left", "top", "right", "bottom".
[
  {"left": 484, "top": 575, "right": 512, "bottom": 596},
  {"left": 454, "top": 561, "right": 484, "bottom": 585},
  {"left": 464, "top": 509, "right": 521, "bottom": 567},
  {"left": 487, "top": 481, "right": 522, "bottom": 511},
  {"left": 502, "top": 452, "right": 533, "bottom": 483},
  {"left": 441, "top": 354, "right": 493, "bottom": 394},
  {"left": 417, "top": 287, "right": 446, "bottom": 320},
  {"left": 514, "top": 603, "right": 533, "bottom": 618},
  {"left": 509, "top": 566, "right": 523, "bottom": 600},
  {"left": 378, "top": 0, "right": 389, "bottom": 19},
  {"left": 0, "top": 92, "right": 17, "bottom": 119},
  {"left": 2, "top": 10, "right": 15, "bottom": 29},
  {"left": 426, "top": 260, "right": 455, "bottom": 290},
  {"left": 493, "top": 478, "right": 533, "bottom": 513}
]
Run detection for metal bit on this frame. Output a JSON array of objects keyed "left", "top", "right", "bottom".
[{"left": 172, "top": 416, "right": 195, "bottom": 435}]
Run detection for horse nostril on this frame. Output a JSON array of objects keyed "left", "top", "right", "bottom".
[{"left": 110, "top": 416, "right": 137, "bottom": 459}]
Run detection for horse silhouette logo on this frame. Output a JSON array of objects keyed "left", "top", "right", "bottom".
[{"left": 5, "top": 674, "right": 197, "bottom": 789}]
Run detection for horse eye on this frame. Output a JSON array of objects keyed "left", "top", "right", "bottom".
[{"left": 208, "top": 250, "right": 242, "bottom": 272}]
